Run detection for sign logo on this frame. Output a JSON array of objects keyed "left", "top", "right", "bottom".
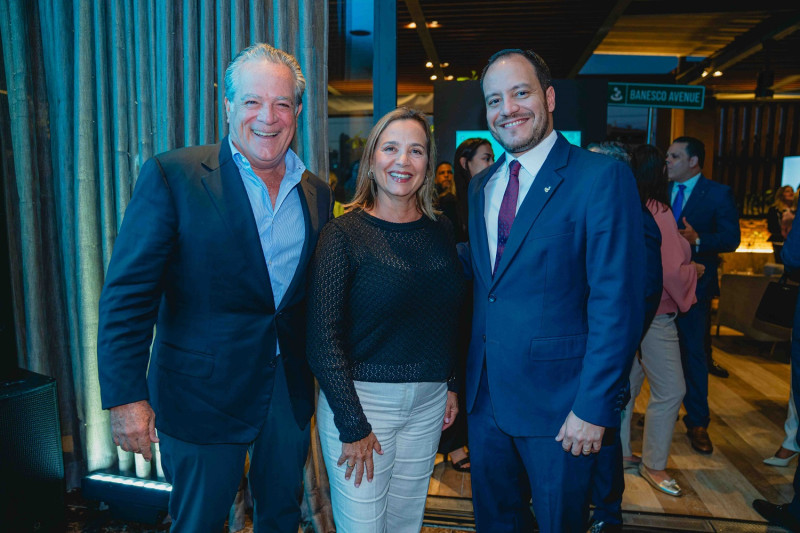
[{"left": 609, "top": 86, "right": 624, "bottom": 103}]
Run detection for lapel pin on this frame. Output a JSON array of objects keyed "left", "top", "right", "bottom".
[{"left": 544, "top": 186, "right": 551, "bottom": 193}]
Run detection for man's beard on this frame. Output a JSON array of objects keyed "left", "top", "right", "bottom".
[{"left": 492, "top": 114, "right": 551, "bottom": 155}]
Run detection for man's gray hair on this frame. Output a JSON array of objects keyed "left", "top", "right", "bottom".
[
  {"left": 224, "top": 43, "right": 306, "bottom": 106},
  {"left": 587, "top": 141, "right": 631, "bottom": 165}
]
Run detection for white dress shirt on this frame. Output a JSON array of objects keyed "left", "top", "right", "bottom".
[{"left": 484, "top": 130, "right": 558, "bottom": 268}]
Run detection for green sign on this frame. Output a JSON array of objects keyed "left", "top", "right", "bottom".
[{"left": 607, "top": 82, "right": 705, "bottom": 110}]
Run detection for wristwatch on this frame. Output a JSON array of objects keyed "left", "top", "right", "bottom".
[{"left": 694, "top": 237, "right": 701, "bottom": 248}]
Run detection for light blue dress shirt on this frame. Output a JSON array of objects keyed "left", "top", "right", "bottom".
[
  {"left": 229, "top": 139, "right": 306, "bottom": 355},
  {"left": 670, "top": 172, "right": 701, "bottom": 207}
]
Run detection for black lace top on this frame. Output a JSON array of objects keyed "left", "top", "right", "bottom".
[{"left": 306, "top": 209, "right": 466, "bottom": 442}]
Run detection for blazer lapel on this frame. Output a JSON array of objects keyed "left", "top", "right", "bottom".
[
  {"left": 470, "top": 156, "right": 505, "bottom": 288},
  {"left": 278, "top": 172, "right": 318, "bottom": 311},
  {"left": 491, "top": 134, "right": 568, "bottom": 285},
  {"left": 201, "top": 138, "right": 275, "bottom": 310},
  {"left": 679, "top": 174, "right": 707, "bottom": 224}
]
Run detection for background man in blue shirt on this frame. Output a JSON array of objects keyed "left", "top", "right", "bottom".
[{"left": 666, "top": 136, "right": 740, "bottom": 456}]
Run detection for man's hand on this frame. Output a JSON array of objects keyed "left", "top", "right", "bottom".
[
  {"left": 679, "top": 217, "right": 699, "bottom": 243},
  {"left": 110, "top": 400, "right": 159, "bottom": 461},
  {"left": 555, "top": 410, "right": 604, "bottom": 456},
  {"left": 692, "top": 261, "right": 705, "bottom": 278},
  {"left": 442, "top": 391, "right": 459, "bottom": 431}
]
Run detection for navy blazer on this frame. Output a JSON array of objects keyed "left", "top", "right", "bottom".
[
  {"left": 669, "top": 175, "right": 740, "bottom": 299},
  {"left": 97, "top": 139, "right": 333, "bottom": 444},
  {"left": 462, "top": 133, "right": 645, "bottom": 436}
]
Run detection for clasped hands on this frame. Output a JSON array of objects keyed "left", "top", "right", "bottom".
[
  {"left": 555, "top": 410, "right": 604, "bottom": 456},
  {"left": 338, "top": 391, "right": 459, "bottom": 486}
]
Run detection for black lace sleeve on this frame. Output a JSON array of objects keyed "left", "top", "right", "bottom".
[{"left": 306, "top": 222, "right": 372, "bottom": 443}]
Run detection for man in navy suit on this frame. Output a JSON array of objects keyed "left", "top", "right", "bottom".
[
  {"left": 666, "top": 136, "right": 740, "bottom": 455},
  {"left": 97, "top": 43, "right": 332, "bottom": 532},
  {"left": 752, "top": 223, "right": 800, "bottom": 530},
  {"left": 462, "top": 49, "right": 645, "bottom": 532}
]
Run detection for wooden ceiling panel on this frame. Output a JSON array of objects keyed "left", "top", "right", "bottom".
[
  {"left": 596, "top": 12, "right": 770, "bottom": 56},
  {"left": 328, "top": 0, "right": 800, "bottom": 97}
]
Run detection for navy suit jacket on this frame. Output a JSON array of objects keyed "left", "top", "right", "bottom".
[
  {"left": 97, "top": 139, "right": 333, "bottom": 444},
  {"left": 670, "top": 175, "right": 740, "bottom": 300},
  {"left": 462, "top": 133, "right": 645, "bottom": 436}
]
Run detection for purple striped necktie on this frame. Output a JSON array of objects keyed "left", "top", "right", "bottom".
[{"left": 494, "top": 160, "right": 521, "bottom": 275}]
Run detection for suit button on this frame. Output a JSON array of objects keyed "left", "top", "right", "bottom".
[
  {"left": 269, "top": 358, "right": 278, "bottom": 368},
  {"left": 488, "top": 294, "right": 496, "bottom": 302},
  {"left": 482, "top": 335, "right": 486, "bottom": 342}
]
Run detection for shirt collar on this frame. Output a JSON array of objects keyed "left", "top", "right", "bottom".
[
  {"left": 675, "top": 172, "right": 701, "bottom": 194},
  {"left": 228, "top": 137, "right": 306, "bottom": 188},
  {"left": 503, "top": 129, "right": 558, "bottom": 175}
]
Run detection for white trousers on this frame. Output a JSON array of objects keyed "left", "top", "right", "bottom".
[
  {"left": 621, "top": 313, "right": 686, "bottom": 470},
  {"left": 317, "top": 381, "right": 447, "bottom": 533}
]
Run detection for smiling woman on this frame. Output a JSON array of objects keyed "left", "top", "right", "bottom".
[
  {"left": 346, "top": 107, "right": 439, "bottom": 221},
  {"left": 307, "top": 108, "right": 467, "bottom": 533}
]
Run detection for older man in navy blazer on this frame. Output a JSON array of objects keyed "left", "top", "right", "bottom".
[
  {"left": 666, "top": 136, "right": 740, "bottom": 455},
  {"left": 461, "top": 49, "right": 645, "bottom": 532},
  {"left": 97, "top": 44, "right": 332, "bottom": 532}
]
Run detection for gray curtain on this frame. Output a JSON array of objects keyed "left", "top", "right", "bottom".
[{"left": 0, "top": 0, "right": 333, "bottom": 529}]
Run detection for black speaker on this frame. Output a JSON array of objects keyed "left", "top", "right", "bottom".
[{"left": 0, "top": 368, "right": 65, "bottom": 531}]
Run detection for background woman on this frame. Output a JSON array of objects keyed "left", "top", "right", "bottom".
[
  {"left": 307, "top": 107, "right": 465, "bottom": 532},
  {"left": 620, "top": 144, "right": 702, "bottom": 497},
  {"left": 767, "top": 185, "right": 796, "bottom": 263},
  {"left": 452, "top": 137, "right": 495, "bottom": 241}
]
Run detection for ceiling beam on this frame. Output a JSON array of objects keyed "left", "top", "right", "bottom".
[
  {"left": 675, "top": 12, "right": 800, "bottom": 85},
  {"left": 403, "top": 0, "right": 445, "bottom": 79},
  {"left": 567, "top": 0, "right": 633, "bottom": 78},
  {"left": 771, "top": 74, "right": 800, "bottom": 91}
]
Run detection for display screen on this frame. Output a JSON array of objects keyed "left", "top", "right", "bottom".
[
  {"left": 454, "top": 130, "right": 582, "bottom": 161},
  {"left": 782, "top": 156, "right": 800, "bottom": 190}
]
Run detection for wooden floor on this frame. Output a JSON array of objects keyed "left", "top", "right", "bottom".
[{"left": 426, "top": 328, "right": 796, "bottom": 524}]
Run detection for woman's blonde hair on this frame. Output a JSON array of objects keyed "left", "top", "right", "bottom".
[
  {"left": 774, "top": 185, "right": 796, "bottom": 210},
  {"left": 345, "top": 107, "right": 438, "bottom": 219}
]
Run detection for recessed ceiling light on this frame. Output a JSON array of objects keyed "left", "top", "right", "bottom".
[
  {"left": 440, "top": 62, "right": 449, "bottom": 68},
  {"left": 713, "top": 70, "right": 723, "bottom": 77},
  {"left": 444, "top": 75, "right": 454, "bottom": 81},
  {"left": 430, "top": 75, "right": 438, "bottom": 81},
  {"left": 425, "top": 61, "right": 433, "bottom": 68},
  {"left": 404, "top": 22, "right": 416, "bottom": 29}
]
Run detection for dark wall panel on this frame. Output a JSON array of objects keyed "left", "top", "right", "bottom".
[{"left": 714, "top": 101, "right": 800, "bottom": 215}]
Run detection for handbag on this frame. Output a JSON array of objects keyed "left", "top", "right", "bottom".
[{"left": 755, "top": 273, "right": 799, "bottom": 329}]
